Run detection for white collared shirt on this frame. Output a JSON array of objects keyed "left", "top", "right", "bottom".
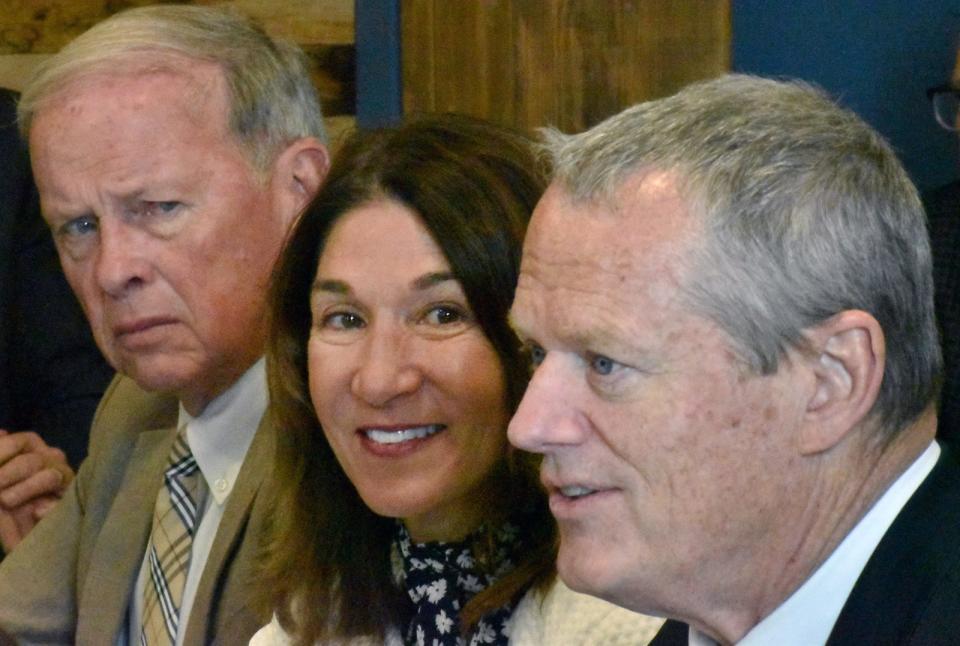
[
  {"left": 689, "top": 441, "right": 940, "bottom": 646},
  {"left": 121, "top": 358, "right": 267, "bottom": 646}
]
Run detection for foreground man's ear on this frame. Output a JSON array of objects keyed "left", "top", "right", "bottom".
[{"left": 799, "top": 309, "right": 885, "bottom": 455}]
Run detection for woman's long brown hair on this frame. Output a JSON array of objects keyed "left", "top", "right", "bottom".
[{"left": 259, "top": 114, "right": 556, "bottom": 644}]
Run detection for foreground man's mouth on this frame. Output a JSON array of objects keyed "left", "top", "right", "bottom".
[{"left": 559, "top": 485, "right": 598, "bottom": 499}]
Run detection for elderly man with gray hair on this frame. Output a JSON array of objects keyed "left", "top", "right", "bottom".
[
  {"left": 508, "top": 74, "right": 960, "bottom": 645},
  {"left": 0, "top": 5, "right": 328, "bottom": 644}
]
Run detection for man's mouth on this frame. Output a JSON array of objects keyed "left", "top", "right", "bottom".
[
  {"left": 113, "top": 316, "right": 177, "bottom": 337},
  {"left": 362, "top": 424, "right": 445, "bottom": 445},
  {"left": 558, "top": 485, "right": 598, "bottom": 499}
]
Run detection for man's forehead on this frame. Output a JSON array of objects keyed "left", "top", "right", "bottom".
[
  {"left": 34, "top": 56, "right": 228, "bottom": 132},
  {"left": 526, "top": 173, "right": 699, "bottom": 274},
  {"left": 515, "top": 176, "right": 697, "bottom": 339}
]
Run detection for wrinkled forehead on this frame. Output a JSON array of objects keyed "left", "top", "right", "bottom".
[{"left": 31, "top": 53, "right": 229, "bottom": 136}]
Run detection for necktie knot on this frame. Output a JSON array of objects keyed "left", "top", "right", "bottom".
[{"left": 163, "top": 433, "right": 202, "bottom": 537}]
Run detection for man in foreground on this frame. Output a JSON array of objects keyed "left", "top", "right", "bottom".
[
  {"left": 509, "top": 74, "right": 960, "bottom": 644},
  {"left": 0, "top": 5, "right": 329, "bottom": 644}
]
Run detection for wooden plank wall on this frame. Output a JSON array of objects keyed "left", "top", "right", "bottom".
[
  {"left": 402, "top": 0, "right": 731, "bottom": 133},
  {"left": 0, "top": 0, "right": 356, "bottom": 145}
]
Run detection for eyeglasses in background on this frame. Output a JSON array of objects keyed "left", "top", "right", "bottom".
[{"left": 927, "top": 84, "right": 960, "bottom": 131}]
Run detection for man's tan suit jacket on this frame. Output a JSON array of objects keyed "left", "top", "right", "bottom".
[{"left": 0, "top": 374, "right": 275, "bottom": 645}]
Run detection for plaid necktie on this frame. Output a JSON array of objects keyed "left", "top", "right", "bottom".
[{"left": 141, "top": 428, "right": 206, "bottom": 646}]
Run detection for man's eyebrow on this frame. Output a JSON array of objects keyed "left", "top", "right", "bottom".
[
  {"left": 311, "top": 278, "right": 351, "bottom": 296},
  {"left": 412, "top": 271, "right": 455, "bottom": 291},
  {"left": 507, "top": 310, "right": 529, "bottom": 339}
]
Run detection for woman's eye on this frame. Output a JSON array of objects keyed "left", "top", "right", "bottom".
[
  {"left": 423, "top": 305, "right": 465, "bottom": 326},
  {"left": 322, "top": 312, "right": 365, "bottom": 330}
]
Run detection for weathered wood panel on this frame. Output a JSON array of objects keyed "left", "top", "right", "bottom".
[
  {"left": 0, "top": 0, "right": 355, "bottom": 122},
  {"left": 403, "top": 0, "right": 730, "bottom": 133},
  {"left": 0, "top": 0, "right": 353, "bottom": 53}
]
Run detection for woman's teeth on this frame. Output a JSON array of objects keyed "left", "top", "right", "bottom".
[{"left": 364, "top": 425, "right": 443, "bottom": 445}]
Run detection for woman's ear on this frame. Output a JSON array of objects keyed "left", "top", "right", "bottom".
[
  {"left": 798, "top": 310, "right": 885, "bottom": 455},
  {"left": 272, "top": 137, "right": 330, "bottom": 223}
]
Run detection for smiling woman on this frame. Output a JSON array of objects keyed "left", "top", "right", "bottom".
[
  {"left": 253, "top": 114, "right": 663, "bottom": 645},
  {"left": 308, "top": 197, "right": 511, "bottom": 545}
]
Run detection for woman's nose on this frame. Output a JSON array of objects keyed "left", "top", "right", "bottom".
[{"left": 350, "top": 325, "right": 424, "bottom": 406}]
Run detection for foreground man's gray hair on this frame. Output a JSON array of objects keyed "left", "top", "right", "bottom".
[
  {"left": 542, "top": 74, "right": 940, "bottom": 437},
  {"left": 18, "top": 4, "right": 327, "bottom": 172}
]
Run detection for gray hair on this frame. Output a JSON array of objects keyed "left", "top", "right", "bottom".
[
  {"left": 542, "top": 74, "right": 940, "bottom": 437},
  {"left": 18, "top": 4, "right": 327, "bottom": 172}
]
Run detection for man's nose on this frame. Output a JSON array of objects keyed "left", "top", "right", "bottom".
[
  {"left": 350, "top": 325, "right": 424, "bottom": 407},
  {"left": 508, "top": 353, "right": 587, "bottom": 452},
  {"left": 94, "top": 220, "right": 151, "bottom": 297}
]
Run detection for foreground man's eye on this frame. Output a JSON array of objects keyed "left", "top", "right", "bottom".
[{"left": 590, "top": 354, "right": 616, "bottom": 376}]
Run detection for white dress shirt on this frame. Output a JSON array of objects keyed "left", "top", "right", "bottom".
[
  {"left": 121, "top": 358, "right": 267, "bottom": 646},
  {"left": 689, "top": 441, "right": 940, "bottom": 646}
]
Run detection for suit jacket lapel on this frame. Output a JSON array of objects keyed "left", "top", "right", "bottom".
[
  {"left": 75, "top": 426, "right": 175, "bottom": 645},
  {"left": 649, "top": 619, "right": 690, "bottom": 645},
  {"left": 184, "top": 414, "right": 274, "bottom": 644},
  {"left": 826, "top": 446, "right": 960, "bottom": 645}
]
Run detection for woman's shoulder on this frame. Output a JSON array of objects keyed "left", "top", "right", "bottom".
[
  {"left": 508, "top": 579, "right": 664, "bottom": 645},
  {"left": 250, "top": 615, "right": 291, "bottom": 646},
  {"left": 248, "top": 615, "right": 403, "bottom": 646}
]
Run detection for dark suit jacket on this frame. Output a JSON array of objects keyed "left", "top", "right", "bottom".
[
  {"left": 0, "top": 374, "right": 274, "bottom": 645},
  {"left": 651, "top": 445, "right": 960, "bottom": 645},
  {"left": 925, "top": 180, "right": 960, "bottom": 447},
  {"left": 0, "top": 87, "right": 113, "bottom": 468}
]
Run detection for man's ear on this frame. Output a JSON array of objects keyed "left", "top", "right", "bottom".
[
  {"left": 271, "top": 137, "right": 330, "bottom": 223},
  {"left": 799, "top": 309, "right": 885, "bottom": 455}
]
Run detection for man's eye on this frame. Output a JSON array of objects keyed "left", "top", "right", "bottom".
[
  {"left": 59, "top": 215, "right": 98, "bottom": 238},
  {"left": 143, "top": 201, "right": 181, "bottom": 217},
  {"left": 590, "top": 354, "right": 617, "bottom": 375},
  {"left": 423, "top": 305, "right": 465, "bottom": 326},
  {"left": 322, "top": 312, "right": 365, "bottom": 330},
  {"left": 529, "top": 344, "right": 546, "bottom": 368}
]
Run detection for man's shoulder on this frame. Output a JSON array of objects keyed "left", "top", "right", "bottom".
[
  {"left": 510, "top": 578, "right": 664, "bottom": 645},
  {"left": 862, "top": 445, "right": 960, "bottom": 585},
  {"left": 91, "top": 374, "right": 179, "bottom": 438},
  {"left": 826, "top": 446, "right": 960, "bottom": 644}
]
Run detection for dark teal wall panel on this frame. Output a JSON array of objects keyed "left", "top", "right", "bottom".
[{"left": 733, "top": 1, "right": 960, "bottom": 192}]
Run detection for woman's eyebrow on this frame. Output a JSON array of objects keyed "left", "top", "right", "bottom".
[
  {"left": 412, "top": 271, "right": 455, "bottom": 291},
  {"left": 311, "top": 278, "right": 351, "bottom": 296}
]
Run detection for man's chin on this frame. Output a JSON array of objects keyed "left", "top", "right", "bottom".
[
  {"left": 557, "top": 539, "right": 609, "bottom": 594},
  {"left": 118, "top": 357, "right": 198, "bottom": 395},
  {"left": 558, "top": 541, "right": 667, "bottom": 617}
]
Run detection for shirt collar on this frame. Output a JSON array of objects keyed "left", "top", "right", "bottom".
[
  {"left": 690, "top": 440, "right": 940, "bottom": 646},
  {"left": 178, "top": 357, "right": 267, "bottom": 505}
]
